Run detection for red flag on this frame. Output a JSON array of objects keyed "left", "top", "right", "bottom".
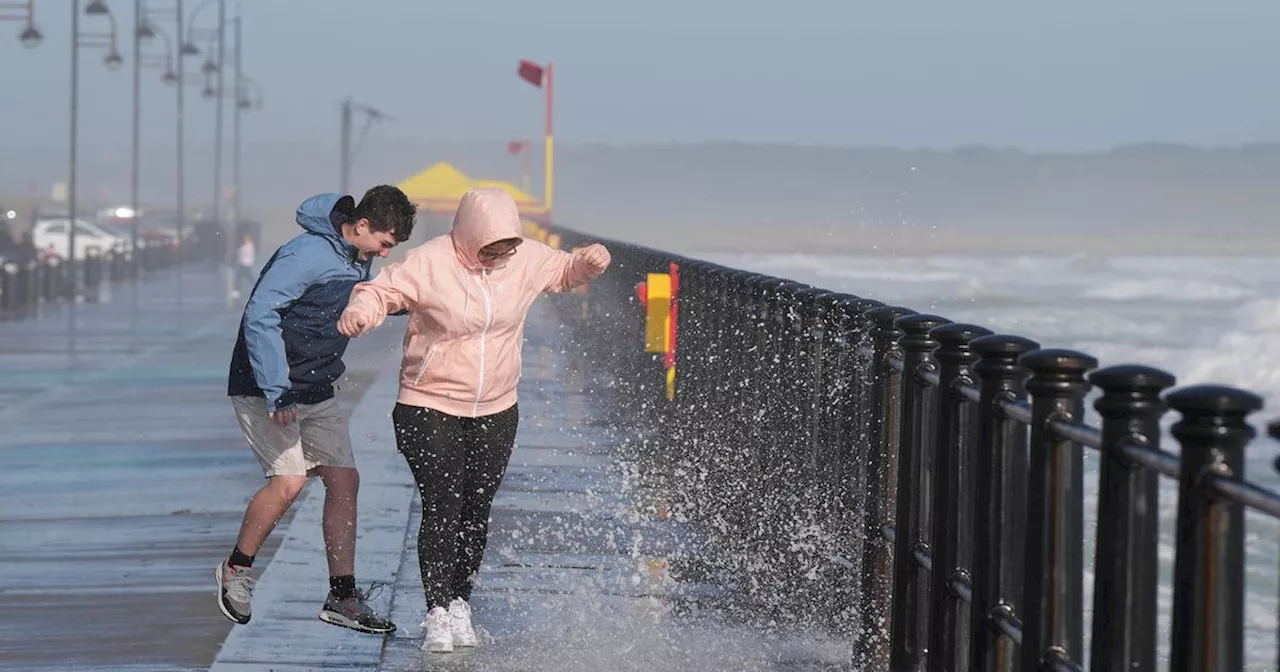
[
  {"left": 518, "top": 59, "right": 545, "bottom": 88},
  {"left": 507, "top": 140, "right": 527, "bottom": 155}
]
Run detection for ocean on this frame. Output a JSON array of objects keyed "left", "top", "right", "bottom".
[{"left": 706, "top": 251, "right": 1280, "bottom": 670}]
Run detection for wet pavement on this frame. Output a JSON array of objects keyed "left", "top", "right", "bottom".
[
  {"left": 208, "top": 299, "right": 852, "bottom": 672},
  {"left": 0, "top": 263, "right": 850, "bottom": 671},
  {"left": 0, "top": 268, "right": 404, "bottom": 671}
]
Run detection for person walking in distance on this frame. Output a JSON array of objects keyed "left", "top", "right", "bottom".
[
  {"left": 219, "top": 186, "right": 417, "bottom": 634},
  {"left": 232, "top": 232, "right": 256, "bottom": 299},
  {"left": 337, "top": 188, "right": 611, "bottom": 652}
]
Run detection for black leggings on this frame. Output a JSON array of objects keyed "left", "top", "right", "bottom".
[{"left": 392, "top": 402, "right": 519, "bottom": 610}]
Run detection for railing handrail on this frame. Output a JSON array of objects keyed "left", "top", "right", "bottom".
[{"left": 535, "top": 223, "right": 1279, "bottom": 672}]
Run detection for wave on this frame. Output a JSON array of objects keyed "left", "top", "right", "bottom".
[{"left": 1083, "top": 277, "right": 1255, "bottom": 302}]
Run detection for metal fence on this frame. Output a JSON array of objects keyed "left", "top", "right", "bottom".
[
  {"left": 546, "top": 225, "right": 1280, "bottom": 672},
  {"left": 0, "top": 241, "right": 178, "bottom": 320}
]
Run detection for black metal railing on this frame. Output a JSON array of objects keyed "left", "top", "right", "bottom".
[
  {"left": 543, "top": 224, "right": 1280, "bottom": 672},
  {"left": 0, "top": 240, "right": 179, "bottom": 321}
]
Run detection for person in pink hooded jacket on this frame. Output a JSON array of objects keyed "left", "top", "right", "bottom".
[{"left": 337, "top": 188, "right": 611, "bottom": 653}]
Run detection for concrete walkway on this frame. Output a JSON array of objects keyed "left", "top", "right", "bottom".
[
  {"left": 208, "top": 299, "right": 851, "bottom": 672},
  {"left": 0, "top": 267, "right": 405, "bottom": 671}
]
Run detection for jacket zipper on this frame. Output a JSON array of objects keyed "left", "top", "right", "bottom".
[
  {"left": 473, "top": 271, "right": 494, "bottom": 416},
  {"left": 413, "top": 344, "right": 439, "bottom": 386}
]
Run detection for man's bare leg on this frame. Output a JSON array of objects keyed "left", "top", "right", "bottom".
[
  {"left": 312, "top": 465, "right": 393, "bottom": 634},
  {"left": 217, "top": 474, "right": 307, "bottom": 625},
  {"left": 234, "top": 475, "right": 309, "bottom": 556},
  {"left": 316, "top": 465, "right": 359, "bottom": 577}
]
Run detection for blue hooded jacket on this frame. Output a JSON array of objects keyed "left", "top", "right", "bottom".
[{"left": 227, "top": 193, "right": 373, "bottom": 412}]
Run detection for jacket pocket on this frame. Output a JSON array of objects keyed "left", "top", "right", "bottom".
[{"left": 412, "top": 344, "right": 439, "bottom": 386}]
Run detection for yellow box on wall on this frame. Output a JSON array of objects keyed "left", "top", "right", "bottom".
[{"left": 645, "top": 273, "right": 671, "bottom": 353}]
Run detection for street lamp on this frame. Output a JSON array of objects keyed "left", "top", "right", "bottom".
[
  {"left": 129, "top": 12, "right": 185, "bottom": 258},
  {"left": 134, "top": 0, "right": 204, "bottom": 308},
  {"left": 0, "top": 1, "right": 40, "bottom": 48},
  {"left": 67, "top": 0, "right": 123, "bottom": 300},
  {"left": 186, "top": 0, "right": 226, "bottom": 237},
  {"left": 203, "top": 50, "right": 262, "bottom": 245},
  {"left": 339, "top": 98, "right": 394, "bottom": 196}
]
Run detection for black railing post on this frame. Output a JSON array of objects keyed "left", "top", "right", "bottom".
[
  {"left": 1019, "top": 349, "right": 1096, "bottom": 671},
  {"left": 1167, "top": 384, "right": 1262, "bottom": 672},
  {"left": 21, "top": 261, "right": 36, "bottom": 316},
  {"left": 927, "top": 323, "right": 993, "bottom": 672},
  {"left": 969, "top": 334, "right": 1039, "bottom": 672},
  {"left": 1272, "top": 421, "right": 1280, "bottom": 672},
  {"left": 856, "top": 304, "right": 915, "bottom": 671},
  {"left": 0, "top": 262, "right": 15, "bottom": 319},
  {"left": 30, "top": 261, "right": 44, "bottom": 311},
  {"left": 890, "top": 313, "right": 951, "bottom": 672},
  {"left": 1088, "top": 365, "right": 1175, "bottom": 672}
]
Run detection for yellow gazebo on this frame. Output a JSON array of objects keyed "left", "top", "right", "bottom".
[{"left": 396, "top": 162, "right": 550, "bottom": 221}]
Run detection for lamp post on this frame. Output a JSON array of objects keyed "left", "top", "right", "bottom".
[
  {"left": 0, "top": 1, "right": 41, "bottom": 47},
  {"left": 70, "top": 0, "right": 123, "bottom": 298},
  {"left": 132, "top": 3, "right": 206, "bottom": 257},
  {"left": 234, "top": 74, "right": 265, "bottom": 230},
  {"left": 517, "top": 58, "right": 554, "bottom": 219},
  {"left": 339, "top": 99, "right": 393, "bottom": 196},
  {"left": 130, "top": 0, "right": 179, "bottom": 257},
  {"left": 203, "top": 69, "right": 263, "bottom": 243},
  {"left": 185, "top": 0, "right": 225, "bottom": 239}
]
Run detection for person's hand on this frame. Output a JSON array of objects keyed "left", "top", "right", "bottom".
[
  {"left": 579, "top": 244, "right": 611, "bottom": 272},
  {"left": 269, "top": 406, "right": 298, "bottom": 427},
  {"left": 338, "top": 308, "right": 372, "bottom": 338}
]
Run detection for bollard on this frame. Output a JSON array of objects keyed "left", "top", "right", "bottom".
[
  {"left": 889, "top": 312, "right": 951, "bottom": 672},
  {"left": 1087, "top": 365, "right": 1175, "bottom": 672},
  {"left": 83, "top": 247, "right": 102, "bottom": 303},
  {"left": 969, "top": 334, "right": 1039, "bottom": 672},
  {"left": 927, "top": 323, "right": 993, "bottom": 672},
  {"left": 0, "top": 262, "right": 16, "bottom": 319},
  {"left": 14, "top": 261, "right": 31, "bottom": 317},
  {"left": 1019, "top": 348, "right": 1097, "bottom": 671},
  {"left": 29, "top": 260, "right": 43, "bottom": 309},
  {"left": 46, "top": 257, "right": 64, "bottom": 302},
  {"left": 857, "top": 305, "right": 915, "bottom": 671},
  {"left": 1167, "top": 384, "right": 1262, "bottom": 672},
  {"left": 20, "top": 261, "right": 37, "bottom": 316}
]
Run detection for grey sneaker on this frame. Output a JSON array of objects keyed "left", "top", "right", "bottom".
[
  {"left": 215, "top": 560, "right": 255, "bottom": 624},
  {"left": 318, "top": 582, "right": 397, "bottom": 635}
]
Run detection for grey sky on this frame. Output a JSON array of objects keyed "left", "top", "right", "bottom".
[{"left": 2, "top": 0, "right": 1278, "bottom": 153}]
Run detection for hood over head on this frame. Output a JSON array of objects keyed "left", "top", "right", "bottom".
[
  {"left": 297, "top": 193, "right": 358, "bottom": 258},
  {"left": 450, "top": 188, "right": 524, "bottom": 270}
]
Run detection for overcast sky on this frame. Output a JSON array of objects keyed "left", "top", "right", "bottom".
[{"left": 1, "top": 0, "right": 1277, "bottom": 153}]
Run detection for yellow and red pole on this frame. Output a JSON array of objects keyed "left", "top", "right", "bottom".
[{"left": 543, "top": 62, "right": 554, "bottom": 218}]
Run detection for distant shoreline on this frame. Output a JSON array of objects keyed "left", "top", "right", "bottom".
[{"left": 599, "top": 228, "right": 1280, "bottom": 258}]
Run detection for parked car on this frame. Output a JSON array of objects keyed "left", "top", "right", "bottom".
[{"left": 31, "top": 217, "right": 132, "bottom": 261}]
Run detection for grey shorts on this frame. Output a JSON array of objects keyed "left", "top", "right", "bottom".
[{"left": 230, "top": 396, "right": 356, "bottom": 478}]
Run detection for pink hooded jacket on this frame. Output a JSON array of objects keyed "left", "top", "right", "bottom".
[{"left": 342, "top": 188, "right": 611, "bottom": 418}]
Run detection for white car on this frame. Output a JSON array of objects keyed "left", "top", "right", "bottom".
[{"left": 31, "top": 218, "right": 132, "bottom": 261}]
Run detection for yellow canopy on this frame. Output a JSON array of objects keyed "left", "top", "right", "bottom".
[{"left": 396, "top": 162, "right": 548, "bottom": 219}]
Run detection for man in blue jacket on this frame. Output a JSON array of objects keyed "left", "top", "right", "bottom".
[{"left": 219, "top": 185, "right": 416, "bottom": 634}]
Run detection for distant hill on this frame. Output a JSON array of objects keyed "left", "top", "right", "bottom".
[{"left": 4, "top": 138, "right": 1278, "bottom": 255}]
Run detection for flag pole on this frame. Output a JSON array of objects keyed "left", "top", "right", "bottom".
[{"left": 544, "top": 62, "right": 554, "bottom": 219}]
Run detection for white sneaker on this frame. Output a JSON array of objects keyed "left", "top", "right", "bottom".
[
  {"left": 420, "top": 606, "right": 454, "bottom": 653},
  {"left": 449, "top": 598, "right": 478, "bottom": 647}
]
